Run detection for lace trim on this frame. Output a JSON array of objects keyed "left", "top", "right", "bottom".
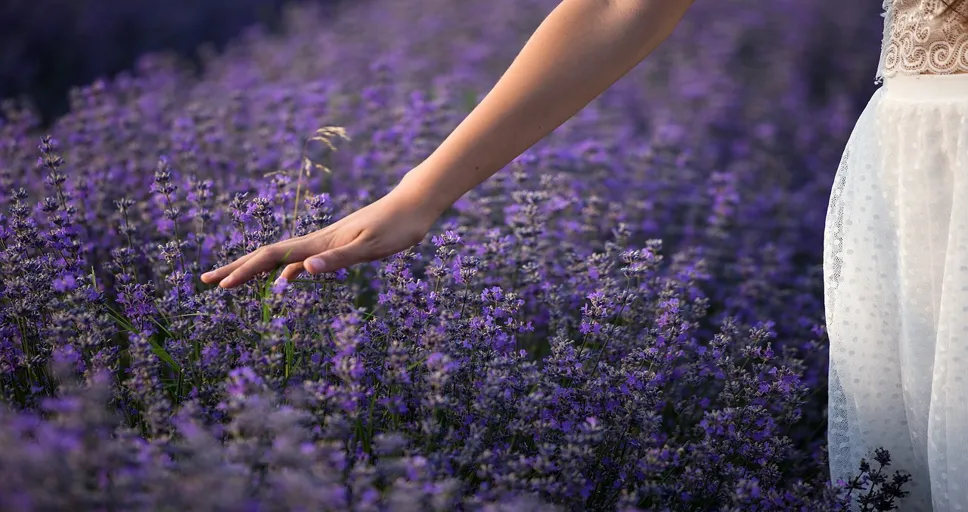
[{"left": 876, "top": 0, "right": 968, "bottom": 84}]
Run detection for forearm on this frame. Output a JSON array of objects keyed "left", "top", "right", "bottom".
[{"left": 399, "top": 0, "right": 694, "bottom": 213}]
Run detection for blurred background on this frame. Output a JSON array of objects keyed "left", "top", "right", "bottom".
[
  {"left": 1, "top": 0, "right": 881, "bottom": 126},
  {"left": 0, "top": 0, "right": 344, "bottom": 123}
]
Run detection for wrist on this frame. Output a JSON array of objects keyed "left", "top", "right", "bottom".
[{"left": 396, "top": 162, "right": 457, "bottom": 217}]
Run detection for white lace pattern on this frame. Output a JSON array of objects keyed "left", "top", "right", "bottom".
[{"left": 877, "top": 0, "right": 968, "bottom": 83}]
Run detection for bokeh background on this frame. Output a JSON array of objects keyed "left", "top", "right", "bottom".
[
  {"left": 3, "top": 0, "right": 880, "bottom": 123},
  {"left": 0, "top": 0, "right": 342, "bottom": 122}
]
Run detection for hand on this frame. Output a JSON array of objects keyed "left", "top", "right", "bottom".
[{"left": 201, "top": 181, "right": 442, "bottom": 289}]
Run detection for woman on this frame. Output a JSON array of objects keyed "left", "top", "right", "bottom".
[{"left": 201, "top": 0, "right": 968, "bottom": 509}]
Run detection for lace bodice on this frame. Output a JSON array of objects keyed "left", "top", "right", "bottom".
[{"left": 877, "top": 0, "right": 968, "bottom": 83}]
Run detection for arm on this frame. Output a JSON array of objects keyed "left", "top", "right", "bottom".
[
  {"left": 399, "top": 0, "right": 695, "bottom": 213},
  {"left": 202, "top": 0, "right": 695, "bottom": 288}
]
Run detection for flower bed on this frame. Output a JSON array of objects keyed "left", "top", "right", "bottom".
[{"left": 0, "top": 0, "right": 909, "bottom": 510}]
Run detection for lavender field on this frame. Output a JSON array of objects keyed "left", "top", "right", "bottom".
[{"left": 0, "top": 0, "right": 908, "bottom": 510}]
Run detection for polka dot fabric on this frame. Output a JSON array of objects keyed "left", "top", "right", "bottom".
[{"left": 825, "top": 73, "right": 968, "bottom": 512}]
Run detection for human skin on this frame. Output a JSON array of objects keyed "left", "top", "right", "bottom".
[{"left": 201, "top": 0, "right": 696, "bottom": 289}]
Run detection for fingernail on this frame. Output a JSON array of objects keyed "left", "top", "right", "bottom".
[
  {"left": 306, "top": 257, "right": 325, "bottom": 273},
  {"left": 219, "top": 278, "right": 232, "bottom": 288}
]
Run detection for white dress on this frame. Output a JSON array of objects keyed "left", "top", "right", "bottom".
[{"left": 824, "top": 1, "right": 968, "bottom": 510}]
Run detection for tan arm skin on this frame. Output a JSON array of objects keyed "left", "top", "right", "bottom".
[
  {"left": 400, "top": 0, "right": 695, "bottom": 215},
  {"left": 202, "top": 0, "right": 695, "bottom": 289}
]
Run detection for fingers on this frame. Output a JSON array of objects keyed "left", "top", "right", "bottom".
[
  {"left": 272, "top": 238, "right": 373, "bottom": 282},
  {"left": 279, "top": 262, "right": 305, "bottom": 281},
  {"left": 304, "top": 240, "right": 369, "bottom": 275},
  {"left": 200, "top": 250, "right": 259, "bottom": 284},
  {"left": 217, "top": 242, "right": 316, "bottom": 289},
  {"left": 200, "top": 223, "right": 380, "bottom": 289}
]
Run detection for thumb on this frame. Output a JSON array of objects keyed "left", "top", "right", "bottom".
[{"left": 304, "top": 242, "right": 366, "bottom": 274}]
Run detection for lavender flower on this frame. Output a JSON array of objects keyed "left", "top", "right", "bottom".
[{"left": 0, "top": 0, "right": 899, "bottom": 510}]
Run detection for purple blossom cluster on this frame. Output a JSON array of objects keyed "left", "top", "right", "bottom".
[{"left": 0, "top": 0, "right": 908, "bottom": 510}]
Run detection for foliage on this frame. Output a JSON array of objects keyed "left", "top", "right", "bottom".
[{"left": 0, "top": 0, "right": 906, "bottom": 510}]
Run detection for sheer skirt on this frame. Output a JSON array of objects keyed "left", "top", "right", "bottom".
[{"left": 824, "top": 73, "right": 968, "bottom": 511}]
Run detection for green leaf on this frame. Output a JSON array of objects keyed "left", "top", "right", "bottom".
[{"left": 148, "top": 332, "right": 181, "bottom": 373}]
